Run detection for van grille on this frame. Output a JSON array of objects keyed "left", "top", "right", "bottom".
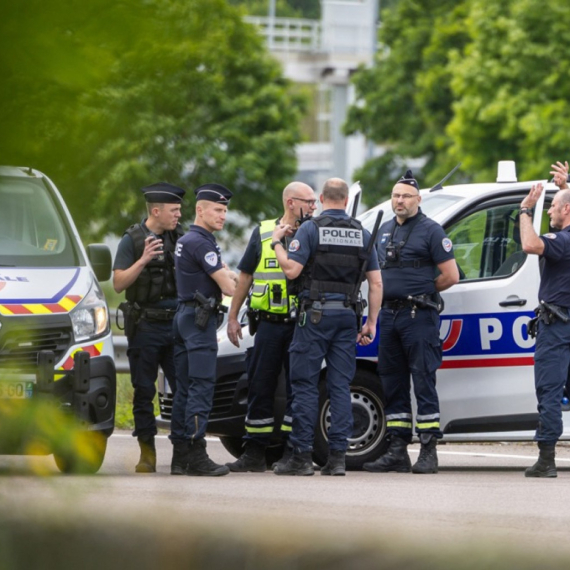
[{"left": 0, "top": 326, "right": 73, "bottom": 370}]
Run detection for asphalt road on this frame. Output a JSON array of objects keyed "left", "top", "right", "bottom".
[{"left": 2, "top": 433, "right": 570, "bottom": 557}]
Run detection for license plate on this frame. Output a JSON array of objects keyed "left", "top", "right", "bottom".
[{"left": 0, "top": 381, "right": 34, "bottom": 399}]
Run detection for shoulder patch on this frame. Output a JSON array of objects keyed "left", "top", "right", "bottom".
[
  {"left": 442, "top": 237, "right": 453, "bottom": 252},
  {"left": 543, "top": 233, "right": 557, "bottom": 240},
  {"left": 204, "top": 251, "right": 218, "bottom": 266},
  {"left": 289, "top": 239, "right": 300, "bottom": 253}
]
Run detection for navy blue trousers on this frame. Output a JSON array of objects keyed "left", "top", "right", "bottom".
[
  {"left": 378, "top": 306, "right": 442, "bottom": 441},
  {"left": 170, "top": 305, "right": 218, "bottom": 443},
  {"left": 289, "top": 309, "right": 356, "bottom": 453},
  {"left": 244, "top": 319, "right": 294, "bottom": 445},
  {"left": 127, "top": 318, "right": 177, "bottom": 438},
  {"left": 533, "top": 317, "right": 570, "bottom": 444}
]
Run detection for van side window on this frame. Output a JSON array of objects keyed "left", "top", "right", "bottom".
[{"left": 445, "top": 202, "right": 526, "bottom": 281}]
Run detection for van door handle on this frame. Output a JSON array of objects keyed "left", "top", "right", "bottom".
[{"left": 499, "top": 297, "right": 527, "bottom": 307}]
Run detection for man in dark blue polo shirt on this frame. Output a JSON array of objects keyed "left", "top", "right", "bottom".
[
  {"left": 113, "top": 182, "right": 185, "bottom": 473},
  {"left": 169, "top": 183, "right": 238, "bottom": 477},
  {"left": 364, "top": 170, "right": 459, "bottom": 475},
  {"left": 270, "top": 177, "right": 382, "bottom": 476},
  {"left": 520, "top": 160, "right": 570, "bottom": 478}
]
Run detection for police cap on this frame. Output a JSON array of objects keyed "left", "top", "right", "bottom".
[
  {"left": 397, "top": 169, "right": 419, "bottom": 192},
  {"left": 194, "top": 183, "right": 233, "bottom": 204},
  {"left": 141, "top": 182, "right": 186, "bottom": 203}
]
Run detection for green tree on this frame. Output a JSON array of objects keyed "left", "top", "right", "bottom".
[
  {"left": 447, "top": 0, "right": 570, "bottom": 181},
  {"left": 1, "top": 0, "right": 305, "bottom": 239},
  {"left": 345, "top": 0, "right": 470, "bottom": 204}
]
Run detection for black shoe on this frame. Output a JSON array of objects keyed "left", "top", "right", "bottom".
[
  {"left": 226, "top": 441, "right": 267, "bottom": 473},
  {"left": 363, "top": 436, "right": 411, "bottom": 473},
  {"left": 525, "top": 443, "right": 557, "bottom": 478},
  {"left": 274, "top": 451, "right": 314, "bottom": 476},
  {"left": 272, "top": 444, "right": 293, "bottom": 471},
  {"left": 135, "top": 434, "right": 156, "bottom": 473},
  {"left": 171, "top": 441, "right": 190, "bottom": 475},
  {"left": 186, "top": 439, "right": 230, "bottom": 477},
  {"left": 321, "top": 450, "right": 346, "bottom": 476},
  {"left": 412, "top": 433, "right": 438, "bottom": 474}
]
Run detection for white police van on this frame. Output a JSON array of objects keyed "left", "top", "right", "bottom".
[
  {"left": 158, "top": 162, "right": 566, "bottom": 469},
  {"left": 0, "top": 166, "right": 116, "bottom": 473}
]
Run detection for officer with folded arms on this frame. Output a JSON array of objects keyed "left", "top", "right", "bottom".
[
  {"left": 520, "top": 160, "right": 570, "bottom": 478},
  {"left": 113, "top": 182, "right": 185, "bottom": 473},
  {"left": 169, "top": 183, "right": 238, "bottom": 476},
  {"left": 364, "top": 170, "right": 459, "bottom": 475},
  {"left": 271, "top": 177, "right": 382, "bottom": 476}
]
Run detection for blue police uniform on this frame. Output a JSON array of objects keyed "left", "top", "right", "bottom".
[
  {"left": 285, "top": 209, "right": 378, "bottom": 457},
  {"left": 237, "top": 222, "right": 295, "bottom": 447},
  {"left": 533, "top": 226, "right": 570, "bottom": 445},
  {"left": 114, "top": 181, "right": 185, "bottom": 473},
  {"left": 114, "top": 224, "right": 179, "bottom": 439},
  {"left": 376, "top": 208, "right": 454, "bottom": 442},
  {"left": 169, "top": 182, "right": 233, "bottom": 477}
]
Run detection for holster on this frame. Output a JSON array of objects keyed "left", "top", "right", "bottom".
[
  {"left": 408, "top": 294, "right": 442, "bottom": 313},
  {"left": 247, "top": 309, "right": 260, "bottom": 336},
  {"left": 310, "top": 301, "right": 323, "bottom": 325},
  {"left": 118, "top": 301, "right": 141, "bottom": 339},
  {"left": 355, "top": 299, "right": 367, "bottom": 332}
]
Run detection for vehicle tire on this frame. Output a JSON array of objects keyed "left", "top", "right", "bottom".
[
  {"left": 314, "top": 368, "right": 387, "bottom": 470},
  {"left": 53, "top": 432, "right": 108, "bottom": 474},
  {"left": 219, "top": 436, "right": 244, "bottom": 459}
]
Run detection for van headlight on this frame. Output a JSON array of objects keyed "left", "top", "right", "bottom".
[{"left": 70, "top": 280, "right": 109, "bottom": 342}]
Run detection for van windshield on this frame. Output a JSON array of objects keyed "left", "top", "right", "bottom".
[{"left": 0, "top": 176, "right": 81, "bottom": 267}]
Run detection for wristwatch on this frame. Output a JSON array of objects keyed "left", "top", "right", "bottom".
[
  {"left": 270, "top": 240, "right": 282, "bottom": 250},
  {"left": 519, "top": 207, "right": 533, "bottom": 217}
]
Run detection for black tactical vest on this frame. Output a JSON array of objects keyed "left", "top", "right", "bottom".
[
  {"left": 302, "top": 215, "right": 368, "bottom": 303},
  {"left": 125, "top": 223, "right": 184, "bottom": 305}
]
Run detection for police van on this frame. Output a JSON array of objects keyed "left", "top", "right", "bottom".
[
  {"left": 158, "top": 162, "right": 566, "bottom": 469},
  {"left": 0, "top": 166, "right": 116, "bottom": 473}
]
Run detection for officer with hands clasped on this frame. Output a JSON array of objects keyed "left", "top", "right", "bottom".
[
  {"left": 520, "top": 160, "right": 570, "bottom": 478},
  {"left": 169, "top": 183, "right": 238, "bottom": 477},
  {"left": 226, "top": 182, "right": 318, "bottom": 472},
  {"left": 113, "top": 182, "right": 185, "bottom": 473},
  {"left": 271, "top": 178, "right": 383, "bottom": 476},
  {"left": 363, "top": 170, "right": 459, "bottom": 475}
]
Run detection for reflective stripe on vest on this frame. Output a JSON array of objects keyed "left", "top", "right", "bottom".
[{"left": 249, "top": 219, "right": 296, "bottom": 314}]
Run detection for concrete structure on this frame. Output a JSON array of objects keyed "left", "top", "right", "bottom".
[{"left": 245, "top": 0, "right": 379, "bottom": 190}]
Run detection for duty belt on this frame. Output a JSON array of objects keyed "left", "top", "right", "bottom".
[
  {"left": 259, "top": 311, "right": 296, "bottom": 324},
  {"left": 140, "top": 307, "right": 177, "bottom": 321},
  {"left": 305, "top": 301, "right": 356, "bottom": 311},
  {"left": 382, "top": 298, "right": 414, "bottom": 310}
]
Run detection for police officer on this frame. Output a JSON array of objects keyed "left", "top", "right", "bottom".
[
  {"left": 271, "top": 178, "right": 382, "bottom": 476},
  {"left": 520, "top": 161, "right": 570, "bottom": 478},
  {"left": 225, "top": 182, "right": 317, "bottom": 472},
  {"left": 363, "top": 170, "right": 459, "bottom": 475},
  {"left": 170, "top": 183, "right": 238, "bottom": 476},
  {"left": 113, "top": 182, "right": 185, "bottom": 473}
]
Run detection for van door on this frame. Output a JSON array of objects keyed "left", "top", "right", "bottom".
[{"left": 437, "top": 187, "right": 548, "bottom": 440}]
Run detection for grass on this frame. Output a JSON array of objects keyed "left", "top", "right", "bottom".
[{"left": 115, "top": 373, "right": 161, "bottom": 431}]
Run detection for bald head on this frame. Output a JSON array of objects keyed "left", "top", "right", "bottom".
[
  {"left": 322, "top": 178, "right": 349, "bottom": 203},
  {"left": 283, "top": 182, "right": 313, "bottom": 204}
]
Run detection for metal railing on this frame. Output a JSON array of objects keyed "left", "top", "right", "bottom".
[{"left": 244, "top": 16, "right": 321, "bottom": 52}]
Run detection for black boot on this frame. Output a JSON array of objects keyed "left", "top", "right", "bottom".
[
  {"left": 274, "top": 450, "right": 314, "bottom": 476},
  {"left": 363, "top": 435, "right": 411, "bottom": 473},
  {"left": 171, "top": 441, "right": 190, "bottom": 475},
  {"left": 412, "top": 433, "right": 438, "bottom": 474},
  {"left": 321, "top": 450, "right": 346, "bottom": 476},
  {"left": 272, "top": 444, "right": 293, "bottom": 471},
  {"left": 135, "top": 434, "right": 156, "bottom": 473},
  {"left": 226, "top": 441, "right": 267, "bottom": 473},
  {"left": 525, "top": 443, "right": 557, "bottom": 478},
  {"left": 186, "top": 439, "right": 230, "bottom": 477}
]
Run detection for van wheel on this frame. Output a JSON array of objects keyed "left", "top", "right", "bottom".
[
  {"left": 219, "top": 436, "right": 244, "bottom": 459},
  {"left": 53, "top": 432, "right": 108, "bottom": 474},
  {"left": 314, "top": 369, "right": 387, "bottom": 470}
]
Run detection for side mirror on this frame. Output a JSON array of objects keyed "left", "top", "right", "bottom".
[{"left": 86, "top": 244, "right": 112, "bottom": 282}]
